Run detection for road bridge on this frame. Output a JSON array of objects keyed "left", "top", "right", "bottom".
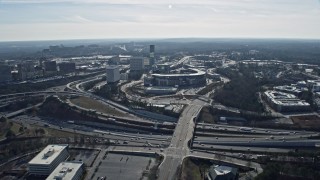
[{"left": 158, "top": 99, "right": 205, "bottom": 180}]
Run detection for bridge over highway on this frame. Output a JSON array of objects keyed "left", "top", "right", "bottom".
[{"left": 158, "top": 99, "right": 205, "bottom": 180}]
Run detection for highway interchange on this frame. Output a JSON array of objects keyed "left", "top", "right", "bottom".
[{"left": 1, "top": 61, "right": 320, "bottom": 180}]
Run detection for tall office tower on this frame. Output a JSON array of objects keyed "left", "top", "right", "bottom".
[
  {"left": 44, "top": 61, "right": 57, "bottom": 72},
  {"left": 106, "top": 65, "right": 120, "bottom": 83},
  {"left": 58, "top": 62, "right": 76, "bottom": 73},
  {"left": 149, "top": 45, "right": 155, "bottom": 66},
  {"left": 130, "top": 57, "right": 145, "bottom": 80},
  {"left": 0, "top": 64, "right": 12, "bottom": 82},
  {"left": 39, "top": 57, "right": 47, "bottom": 68},
  {"left": 17, "top": 63, "right": 27, "bottom": 80},
  {"left": 130, "top": 57, "right": 145, "bottom": 71}
]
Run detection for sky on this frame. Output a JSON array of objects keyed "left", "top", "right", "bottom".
[{"left": 0, "top": 0, "right": 320, "bottom": 41}]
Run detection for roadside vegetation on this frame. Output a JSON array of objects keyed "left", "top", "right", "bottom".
[
  {"left": 180, "top": 158, "right": 203, "bottom": 180},
  {"left": 69, "top": 96, "right": 126, "bottom": 117},
  {"left": 214, "top": 67, "right": 265, "bottom": 113},
  {"left": 255, "top": 162, "right": 320, "bottom": 180},
  {"left": 0, "top": 96, "right": 44, "bottom": 113},
  {"left": 0, "top": 117, "right": 23, "bottom": 139}
]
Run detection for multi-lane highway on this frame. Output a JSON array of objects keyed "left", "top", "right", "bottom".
[{"left": 12, "top": 114, "right": 172, "bottom": 148}]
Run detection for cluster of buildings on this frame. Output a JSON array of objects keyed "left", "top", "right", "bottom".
[
  {"left": 0, "top": 63, "right": 12, "bottom": 83},
  {"left": 263, "top": 90, "right": 310, "bottom": 112},
  {"left": 263, "top": 79, "right": 320, "bottom": 112},
  {"left": 106, "top": 45, "right": 156, "bottom": 83},
  {"left": 27, "top": 144, "right": 84, "bottom": 180},
  {"left": 239, "top": 60, "right": 284, "bottom": 68},
  {"left": 273, "top": 80, "right": 320, "bottom": 95},
  {"left": 0, "top": 59, "right": 76, "bottom": 83}
]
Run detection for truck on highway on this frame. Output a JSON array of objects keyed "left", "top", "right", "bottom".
[
  {"left": 107, "top": 118, "right": 116, "bottom": 121},
  {"left": 239, "top": 127, "right": 253, "bottom": 132},
  {"left": 278, "top": 131, "right": 290, "bottom": 135}
]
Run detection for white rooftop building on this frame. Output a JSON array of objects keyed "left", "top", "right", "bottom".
[
  {"left": 145, "top": 86, "right": 178, "bottom": 95},
  {"left": 263, "top": 91, "right": 310, "bottom": 112},
  {"left": 28, "top": 145, "right": 69, "bottom": 176},
  {"left": 106, "top": 65, "right": 120, "bottom": 83},
  {"left": 273, "top": 85, "right": 303, "bottom": 95},
  {"left": 46, "top": 162, "right": 84, "bottom": 180},
  {"left": 207, "top": 165, "right": 238, "bottom": 180}
]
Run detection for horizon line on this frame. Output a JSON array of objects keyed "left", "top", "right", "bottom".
[{"left": 1, "top": 37, "right": 320, "bottom": 43}]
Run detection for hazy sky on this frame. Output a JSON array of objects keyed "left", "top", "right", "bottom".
[{"left": 0, "top": 0, "right": 320, "bottom": 41}]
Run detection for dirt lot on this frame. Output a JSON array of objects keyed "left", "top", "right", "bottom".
[{"left": 291, "top": 115, "right": 320, "bottom": 129}]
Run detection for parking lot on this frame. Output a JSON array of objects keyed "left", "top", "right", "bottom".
[
  {"left": 69, "top": 149, "right": 99, "bottom": 167},
  {"left": 92, "top": 153, "right": 157, "bottom": 180}
]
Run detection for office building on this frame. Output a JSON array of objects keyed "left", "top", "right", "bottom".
[
  {"left": 130, "top": 57, "right": 145, "bottom": 71},
  {"left": 44, "top": 61, "right": 57, "bottom": 72},
  {"left": 263, "top": 90, "right": 310, "bottom": 112},
  {"left": 106, "top": 65, "right": 120, "bottom": 83},
  {"left": 46, "top": 162, "right": 84, "bottom": 180},
  {"left": 17, "top": 61, "right": 36, "bottom": 80},
  {"left": 58, "top": 62, "right": 76, "bottom": 73},
  {"left": 120, "top": 73, "right": 128, "bottom": 80},
  {"left": 0, "top": 64, "right": 12, "bottom": 82},
  {"left": 274, "top": 85, "right": 303, "bottom": 96},
  {"left": 149, "top": 45, "right": 155, "bottom": 66},
  {"left": 109, "top": 55, "right": 120, "bottom": 65},
  {"left": 28, "top": 144, "right": 69, "bottom": 176},
  {"left": 130, "top": 57, "right": 145, "bottom": 80},
  {"left": 39, "top": 57, "right": 47, "bottom": 68},
  {"left": 17, "top": 63, "right": 27, "bottom": 80}
]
